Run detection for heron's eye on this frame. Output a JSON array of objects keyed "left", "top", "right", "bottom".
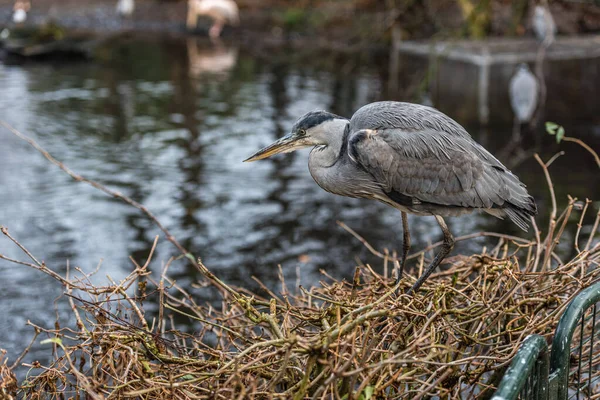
[{"left": 298, "top": 129, "right": 307, "bottom": 136}]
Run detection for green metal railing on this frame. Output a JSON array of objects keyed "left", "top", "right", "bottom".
[
  {"left": 549, "top": 283, "right": 600, "bottom": 399},
  {"left": 493, "top": 282, "right": 600, "bottom": 400},
  {"left": 493, "top": 335, "right": 549, "bottom": 400}
]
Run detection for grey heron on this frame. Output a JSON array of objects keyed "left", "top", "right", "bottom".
[
  {"left": 187, "top": 0, "right": 240, "bottom": 39},
  {"left": 532, "top": 5, "right": 556, "bottom": 44},
  {"left": 244, "top": 101, "right": 537, "bottom": 294},
  {"left": 509, "top": 63, "right": 539, "bottom": 124}
]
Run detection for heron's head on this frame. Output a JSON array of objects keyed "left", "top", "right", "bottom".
[
  {"left": 534, "top": 5, "right": 545, "bottom": 18},
  {"left": 517, "top": 63, "right": 530, "bottom": 73},
  {"left": 244, "top": 111, "right": 349, "bottom": 162}
]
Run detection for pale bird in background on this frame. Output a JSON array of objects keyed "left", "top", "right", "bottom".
[
  {"left": 532, "top": 5, "right": 556, "bottom": 44},
  {"left": 245, "top": 101, "right": 537, "bottom": 294},
  {"left": 509, "top": 64, "right": 539, "bottom": 123},
  {"left": 187, "top": 0, "right": 240, "bottom": 39},
  {"left": 116, "top": 0, "right": 135, "bottom": 17},
  {"left": 12, "top": 0, "right": 30, "bottom": 24}
]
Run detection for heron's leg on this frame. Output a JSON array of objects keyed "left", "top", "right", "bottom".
[
  {"left": 395, "top": 211, "right": 411, "bottom": 285},
  {"left": 406, "top": 215, "right": 454, "bottom": 295}
]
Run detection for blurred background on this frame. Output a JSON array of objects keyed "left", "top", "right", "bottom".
[{"left": 0, "top": 0, "right": 599, "bottom": 371}]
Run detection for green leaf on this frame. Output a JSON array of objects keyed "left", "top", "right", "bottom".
[
  {"left": 181, "top": 374, "right": 195, "bottom": 381},
  {"left": 545, "top": 122, "right": 567, "bottom": 143},
  {"left": 556, "top": 126, "right": 565, "bottom": 143},
  {"left": 545, "top": 121, "right": 558, "bottom": 134},
  {"left": 41, "top": 338, "right": 62, "bottom": 346},
  {"left": 363, "top": 386, "right": 374, "bottom": 400},
  {"left": 185, "top": 253, "right": 196, "bottom": 261}
]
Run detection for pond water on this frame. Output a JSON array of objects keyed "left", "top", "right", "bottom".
[{"left": 0, "top": 35, "right": 599, "bottom": 368}]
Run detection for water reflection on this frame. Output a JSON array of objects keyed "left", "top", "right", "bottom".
[
  {"left": 0, "top": 36, "right": 599, "bottom": 370},
  {"left": 187, "top": 38, "right": 237, "bottom": 79}
]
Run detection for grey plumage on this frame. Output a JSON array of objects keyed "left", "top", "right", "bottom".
[
  {"left": 345, "top": 102, "right": 535, "bottom": 229},
  {"left": 245, "top": 101, "right": 537, "bottom": 293},
  {"left": 533, "top": 5, "right": 556, "bottom": 43},
  {"left": 509, "top": 64, "right": 539, "bottom": 123}
]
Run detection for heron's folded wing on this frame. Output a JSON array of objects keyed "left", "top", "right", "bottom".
[{"left": 348, "top": 128, "right": 513, "bottom": 209}]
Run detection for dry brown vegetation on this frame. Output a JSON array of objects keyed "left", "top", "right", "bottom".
[{"left": 0, "top": 122, "right": 599, "bottom": 399}]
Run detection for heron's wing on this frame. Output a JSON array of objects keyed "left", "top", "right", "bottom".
[
  {"left": 348, "top": 128, "right": 534, "bottom": 215},
  {"left": 349, "top": 101, "right": 472, "bottom": 139}
]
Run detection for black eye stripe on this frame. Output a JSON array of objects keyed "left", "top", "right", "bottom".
[{"left": 292, "top": 110, "right": 344, "bottom": 133}]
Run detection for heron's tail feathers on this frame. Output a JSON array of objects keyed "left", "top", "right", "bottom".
[
  {"left": 504, "top": 195, "right": 537, "bottom": 232},
  {"left": 485, "top": 195, "right": 537, "bottom": 231}
]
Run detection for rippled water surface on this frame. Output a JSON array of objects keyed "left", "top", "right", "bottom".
[{"left": 1, "top": 36, "right": 599, "bottom": 366}]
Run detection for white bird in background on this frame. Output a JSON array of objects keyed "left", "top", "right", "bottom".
[
  {"left": 12, "top": 0, "right": 30, "bottom": 24},
  {"left": 532, "top": 5, "right": 556, "bottom": 44},
  {"left": 509, "top": 63, "right": 539, "bottom": 124},
  {"left": 116, "top": 0, "right": 135, "bottom": 17},
  {"left": 187, "top": 0, "right": 239, "bottom": 39}
]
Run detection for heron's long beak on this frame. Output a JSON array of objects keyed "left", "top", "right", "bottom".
[{"left": 244, "top": 133, "right": 305, "bottom": 162}]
